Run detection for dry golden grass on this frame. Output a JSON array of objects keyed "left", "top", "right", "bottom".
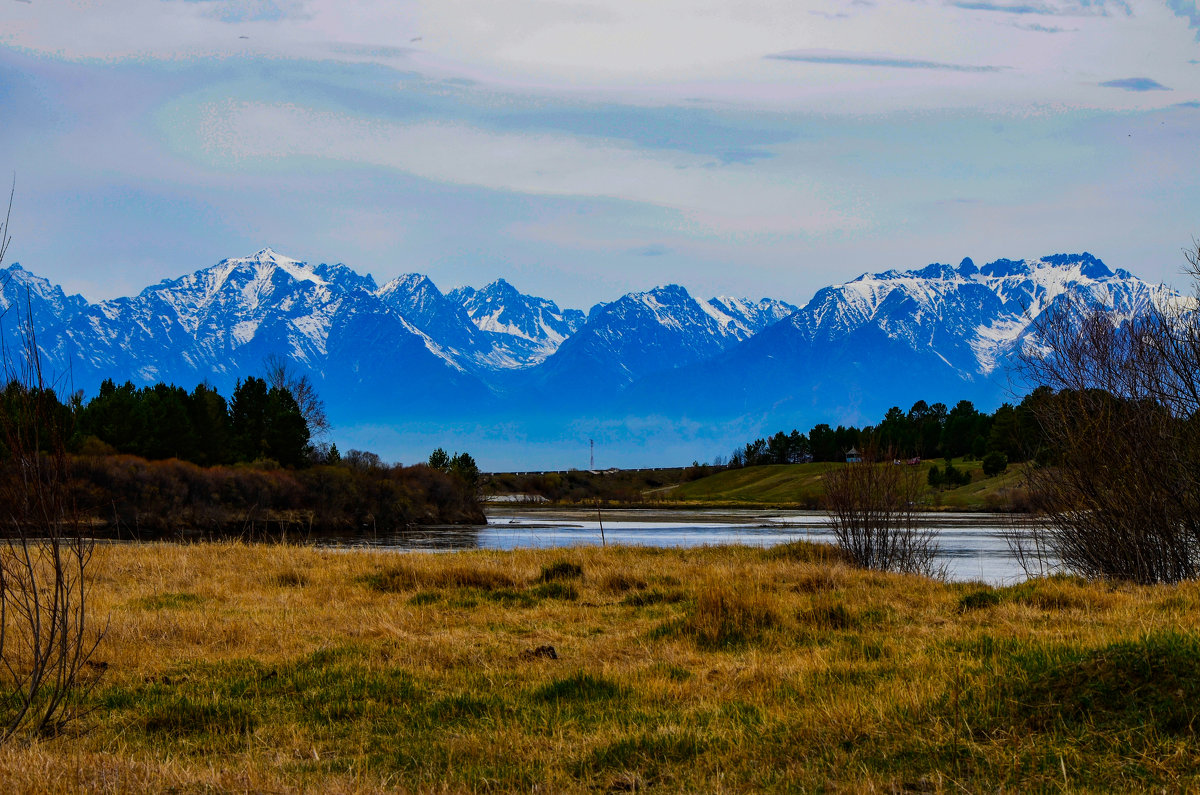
[{"left": 4, "top": 540, "right": 1200, "bottom": 792}]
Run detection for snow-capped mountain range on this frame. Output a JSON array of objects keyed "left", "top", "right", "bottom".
[
  {"left": 0, "top": 248, "right": 1175, "bottom": 464},
  {"left": 620, "top": 252, "right": 1173, "bottom": 423}
]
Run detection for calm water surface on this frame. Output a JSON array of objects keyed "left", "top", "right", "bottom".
[{"left": 318, "top": 508, "right": 1041, "bottom": 585}]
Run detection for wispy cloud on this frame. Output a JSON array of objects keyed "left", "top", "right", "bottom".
[
  {"left": 1099, "top": 77, "right": 1171, "bottom": 91},
  {"left": 1176, "top": 100, "right": 1200, "bottom": 107},
  {"left": 952, "top": 0, "right": 1132, "bottom": 16},
  {"left": 1014, "top": 22, "right": 1075, "bottom": 32},
  {"left": 178, "top": 0, "right": 305, "bottom": 24},
  {"left": 718, "top": 149, "right": 774, "bottom": 165},
  {"left": 765, "top": 49, "right": 1006, "bottom": 72},
  {"left": 952, "top": 2, "right": 1053, "bottom": 15},
  {"left": 184, "top": 100, "right": 852, "bottom": 235}
]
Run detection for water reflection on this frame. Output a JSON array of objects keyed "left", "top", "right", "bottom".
[{"left": 316, "top": 508, "right": 1038, "bottom": 585}]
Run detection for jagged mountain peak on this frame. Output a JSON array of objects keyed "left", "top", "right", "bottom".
[
  {"left": 849, "top": 253, "right": 1118, "bottom": 287},
  {"left": 481, "top": 277, "right": 520, "bottom": 296},
  {"left": 788, "top": 251, "right": 1171, "bottom": 380},
  {"left": 377, "top": 272, "right": 443, "bottom": 304},
  {"left": 704, "top": 295, "right": 798, "bottom": 340},
  {"left": 450, "top": 278, "right": 585, "bottom": 366},
  {"left": 0, "top": 262, "right": 90, "bottom": 333}
]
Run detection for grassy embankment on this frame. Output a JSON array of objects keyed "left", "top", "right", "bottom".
[
  {"left": 490, "top": 460, "right": 1026, "bottom": 510},
  {"left": 6, "top": 541, "right": 1200, "bottom": 792},
  {"left": 663, "top": 459, "right": 1027, "bottom": 510}
]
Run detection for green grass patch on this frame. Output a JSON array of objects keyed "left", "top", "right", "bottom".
[
  {"left": 538, "top": 561, "right": 583, "bottom": 582},
  {"left": 531, "top": 581, "right": 578, "bottom": 600},
  {"left": 670, "top": 459, "right": 1025, "bottom": 509},
  {"left": 976, "top": 631, "right": 1200, "bottom": 737},
  {"left": 142, "top": 695, "right": 257, "bottom": 738},
  {"left": 532, "top": 672, "right": 625, "bottom": 703},
  {"left": 580, "top": 729, "right": 706, "bottom": 780},
  {"left": 620, "top": 588, "right": 686, "bottom": 608}
]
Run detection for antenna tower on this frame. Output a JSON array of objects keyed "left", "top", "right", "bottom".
[{"left": 590, "top": 439, "right": 594, "bottom": 470}]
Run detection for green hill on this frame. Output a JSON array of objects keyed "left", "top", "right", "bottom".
[{"left": 662, "top": 459, "right": 1026, "bottom": 510}]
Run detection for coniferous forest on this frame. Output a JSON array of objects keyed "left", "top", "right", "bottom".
[{"left": 0, "top": 376, "right": 485, "bottom": 536}]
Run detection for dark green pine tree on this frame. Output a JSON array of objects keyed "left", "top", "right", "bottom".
[
  {"left": 264, "top": 386, "right": 310, "bottom": 467},
  {"left": 138, "top": 383, "right": 196, "bottom": 461},
  {"left": 188, "top": 383, "right": 233, "bottom": 466},
  {"left": 230, "top": 377, "right": 270, "bottom": 463},
  {"left": 78, "top": 379, "right": 141, "bottom": 454},
  {"left": 428, "top": 447, "right": 451, "bottom": 472}
]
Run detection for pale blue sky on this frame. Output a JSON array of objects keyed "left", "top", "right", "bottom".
[{"left": 1, "top": 0, "right": 1198, "bottom": 310}]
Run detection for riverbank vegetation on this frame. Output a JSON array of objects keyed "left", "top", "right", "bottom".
[
  {"left": 4, "top": 541, "right": 1200, "bottom": 793},
  {"left": 488, "top": 457, "right": 1026, "bottom": 511},
  {"left": 0, "top": 378, "right": 484, "bottom": 534},
  {"left": 722, "top": 391, "right": 1050, "bottom": 470}
]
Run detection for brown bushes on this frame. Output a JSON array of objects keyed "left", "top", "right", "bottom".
[
  {"left": 1019, "top": 244, "right": 1200, "bottom": 584},
  {"left": 63, "top": 455, "right": 484, "bottom": 538}
]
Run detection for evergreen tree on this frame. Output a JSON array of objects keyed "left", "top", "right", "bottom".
[
  {"left": 188, "top": 383, "right": 232, "bottom": 466},
  {"left": 264, "top": 386, "right": 310, "bottom": 467},
  {"left": 809, "top": 423, "right": 838, "bottom": 462},
  {"left": 450, "top": 451, "right": 480, "bottom": 490},
  {"left": 230, "top": 377, "right": 270, "bottom": 462},
  {"left": 428, "top": 447, "right": 451, "bottom": 472},
  {"left": 982, "top": 451, "right": 1008, "bottom": 477}
]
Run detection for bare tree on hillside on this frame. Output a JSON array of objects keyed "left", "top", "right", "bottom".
[
  {"left": 264, "top": 353, "right": 329, "bottom": 440},
  {"left": 1016, "top": 240, "right": 1200, "bottom": 583}
]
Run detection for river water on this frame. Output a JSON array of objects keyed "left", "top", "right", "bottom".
[{"left": 317, "top": 508, "right": 1044, "bottom": 585}]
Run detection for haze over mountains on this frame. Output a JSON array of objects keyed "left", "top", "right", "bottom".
[{"left": 0, "top": 249, "right": 1172, "bottom": 468}]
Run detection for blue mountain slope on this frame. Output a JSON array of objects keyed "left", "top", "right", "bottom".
[{"left": 617, "top": 254, "right": 1170, "bottom": 425}]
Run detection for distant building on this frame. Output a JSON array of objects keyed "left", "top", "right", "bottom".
[{"left": 845, "top": 447, "right": 862, "bottom": 463}]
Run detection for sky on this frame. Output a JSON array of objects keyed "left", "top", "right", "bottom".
[{"left": 0, "top": 0, "right": 1198, "bottom": 312}]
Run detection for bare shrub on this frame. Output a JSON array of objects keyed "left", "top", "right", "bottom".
[
  {"left": 823, "top": 449, "right": 940, "bottom": 576},
  {"left": 0, "top": 191, "right": 105, "bottom": 741},
  {"left": 1017, "top": 241, "right": 1200, "bottom": 583},
  {"left": 263, "top": 353, "right": 329, "bottom": 440}
]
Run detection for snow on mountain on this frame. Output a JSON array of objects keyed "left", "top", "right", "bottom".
[
  {"left": 375, "top": 272, "right": 509, "bottom": 370},
  {"left": 792, "top": 253, "right": 1170, "bottom": 377},
  {"left": 619, "top": 252, "right": 1174, "bottom": 424},
  {"left": 40, "top": 249, "right": 486, "bottom": 414},
  {"left": 0, "top": 262, "right": 89, "bottom": 340},
  {"left": 5, "top": 247, "right": 1171, "bottom": 449},
  {"left": 448, "top": 278, "right": 586, "bottom": 367},
  {"left": 703, "top": 296, "right": 798, "bottom": 341},
  {"left": 529, "top": 283, "right": 772, "bottom": 396}
]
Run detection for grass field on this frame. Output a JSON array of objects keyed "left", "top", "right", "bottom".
[
  {"left": 664, "top": 459, "right": 1027, "bottom": 510},
  {"left": 4, "top": 541, "right": 1199, "bottom": 792}
]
